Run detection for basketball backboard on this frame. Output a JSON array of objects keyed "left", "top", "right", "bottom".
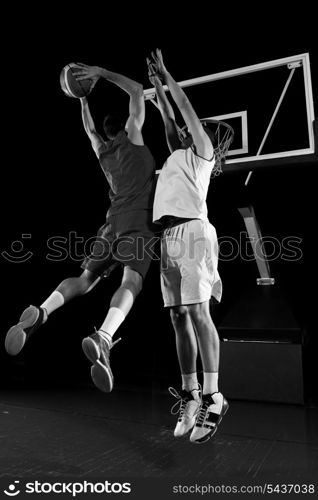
[{"left": 144, "top": 53, "right": 316, "bottom": 178}]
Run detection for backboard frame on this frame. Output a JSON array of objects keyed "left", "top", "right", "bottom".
[{"left": 144, "top": 53, "right": 316, "bottom": 168}]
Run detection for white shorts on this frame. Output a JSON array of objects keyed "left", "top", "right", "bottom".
[{"left": 160, "top": 219, "right": 222, "bottom": 307}]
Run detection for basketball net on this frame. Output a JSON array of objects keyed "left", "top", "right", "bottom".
[
  {"left": 180, "top": 119, "right": 234, "bottom": 177},
  {"left": 201, "top": 119, "right": 234, "bottom": 177}
]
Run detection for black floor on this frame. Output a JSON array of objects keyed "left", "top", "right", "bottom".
[{"left": 0, "top": 381, "right": 317, "bottom": 499}]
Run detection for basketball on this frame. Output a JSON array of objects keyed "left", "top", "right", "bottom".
[{"left": 60, "top": 63, "right": 93, "bottom": 98}]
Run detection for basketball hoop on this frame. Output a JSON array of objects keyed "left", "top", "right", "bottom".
[
  {"left": 179, "top": 119, "right": 234, "bottom": 177},
  {"left": 201, "top": 119, "right": 234, "bottom": 176}
]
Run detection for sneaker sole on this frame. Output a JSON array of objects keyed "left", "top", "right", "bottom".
[
  {"left": 91, "top": 361, "right": 113, "bottom": 393},
  {"left": 191, "top": 400, "right": 229, "bottom": 444},
  {"left": 82, "top": 337, "right": 100, "bottom": 364},
  {"left": 82, "top": 337, "right": 113, "bottom": 393},
  {"left": 5, "top": 306, "right": 39, "bottom": 355},
  {"left": 174, "top": 424, "right": 195, "bottom": 438}
]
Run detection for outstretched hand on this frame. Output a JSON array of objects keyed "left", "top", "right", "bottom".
[
  {"left": 148, "top": 48, "right": 168, "bottom": 82},
  {"left": 146, "top": 57, "right": 162, "bottom": 86},
  {"left": 73, "top": 63, "right": 101, "bottom": 90}
]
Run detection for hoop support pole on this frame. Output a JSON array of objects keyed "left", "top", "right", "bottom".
[{"left": 245, "top": 67, "right": 297, "bottom": 186}]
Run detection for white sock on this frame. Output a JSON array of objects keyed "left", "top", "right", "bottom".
[
  {"left": 41, "top": 291, "right": 64, "bottom": 316},
  {"left": 203, "top": 372, "right": 219, "bottom": 395},
  {"left": 98, "top": 307, "right": 126, "bottom": 341},
  {"left": 182, "top": 372, "right": 199, "bottom": 393}
]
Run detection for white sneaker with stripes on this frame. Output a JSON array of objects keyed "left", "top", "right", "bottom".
[{"left": 190, "top": 392, "right": 229, "bottom": 444}]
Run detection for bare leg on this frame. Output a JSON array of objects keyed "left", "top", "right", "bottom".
[
  {"left": 188, "top": 302, "right": 229, "bottom": 444},
  {"left": 188, "top": 301, "right": 219, "bottom": 371},
  {"left": 170, "top": 305, "right": 199, "bottom": 391},
  {"left": 5, "top": 270, "right": 100, "bottom": 356},
  {"left": 97, "top": 266, "right": 143, "bottom": 339},
  {"left": 55, "top": 269, "right": 101, "bottom": 303},
  {"left": 38, "top": 269, "right": 101, "bottom": 317},
  {"left": 82, "top": 267, "right": 143, "bottom": 393},
  {"left": 108, "top": 266, "right": 142, "bottom": 316},
  {"left": 169, "top": 305, "right": 201, "bottom": 438},
  {"left": 188, "top": 301, "right": 220, "bottom": 394}
]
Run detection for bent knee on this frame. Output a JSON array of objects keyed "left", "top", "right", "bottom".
[
  {"left": 121, "top": 269, "right": 143, "bottom": 297},
  {"left": 80, "top": 271, "right": 100, "bottom": 294},
  {"left": 122, "top": 279, "right": 142, "bottom": 297},
  {"left": 170, "top": 305, "right": 189, "bottom": 323}
]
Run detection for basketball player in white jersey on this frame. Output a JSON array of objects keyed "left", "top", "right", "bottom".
[{"left": 147, "top": 49, "right": 229, "bottom": 444}]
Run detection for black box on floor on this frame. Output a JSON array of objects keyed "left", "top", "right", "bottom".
[
  {"left": 219, "top": 340, "right": 304, "bottom": 404},
  {"left": 217, "top": 285, "right": 305, "bottom": 404}
]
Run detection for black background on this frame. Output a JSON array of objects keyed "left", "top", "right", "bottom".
[{"left": 1, "top": 7, "right": 317, "bottom": 399}]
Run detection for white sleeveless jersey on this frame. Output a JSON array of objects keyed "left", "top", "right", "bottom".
[{"left": 153, "top": 147, "right": 215, "bottom": 223}]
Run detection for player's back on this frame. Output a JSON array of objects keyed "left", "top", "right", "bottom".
[{"left": 98, "top": 131, "right": 156, "bottom": 216}]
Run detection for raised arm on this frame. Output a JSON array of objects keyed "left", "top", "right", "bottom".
[
  {"left": 150, "top": 49, "right": 213, "bottom": 159},
  {"left": 147, "top": 58, "right": 181, "bottom": 153},
  {"left": 80, "top": 97, "right": 105, "bottom": 157},
  {"left": 75, "top": 63, "right": 145, "bottom": 145}
]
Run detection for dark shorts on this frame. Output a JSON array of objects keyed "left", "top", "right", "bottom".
[{"left": 81, "top": 209, "right": 158, "bottom": 280}]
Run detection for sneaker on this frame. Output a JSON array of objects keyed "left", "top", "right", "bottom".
[
  {"left": 82, "top": 330, "right": 120, "bottom": 393},
  {"left": 169, "top": 387, "right": 201, "bottom": 437},
  {"left": 190, "top": 392, "right": 229, "bottom": 444},
  {"left": 5, "top": 305, "right": 46, "bottom": 355}
]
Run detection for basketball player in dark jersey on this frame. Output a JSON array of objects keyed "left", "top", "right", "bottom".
[{"left": 5, "top": 64, "right": 157, "bottom": 394}]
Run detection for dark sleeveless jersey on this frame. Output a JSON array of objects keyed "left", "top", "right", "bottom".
[{"left": 98, "top": 131, "right": 156, "bottom": 216}]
